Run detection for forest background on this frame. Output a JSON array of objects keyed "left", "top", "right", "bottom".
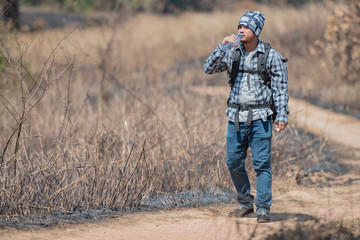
[{"left": 2, "top": 0, "right": 353, "bottom": 30}]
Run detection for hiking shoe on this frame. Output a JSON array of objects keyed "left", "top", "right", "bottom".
[
  {"left": 257, "top": 211, "right": 270, "bottom": 223},
  {"left": 228, "top": 206, "right": 254, "bottom": 218}
]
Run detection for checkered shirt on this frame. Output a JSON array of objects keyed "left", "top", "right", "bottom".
[{"left": 203, "top": 41, "right": 289, "bottom": 123}]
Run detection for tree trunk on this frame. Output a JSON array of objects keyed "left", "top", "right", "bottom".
[{"left": 3, "top": 0, "right": 20, "bottom": 30}]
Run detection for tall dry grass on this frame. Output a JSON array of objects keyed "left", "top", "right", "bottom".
[{"left": 0, "top": 2, "right": 342, "bottom": 218}]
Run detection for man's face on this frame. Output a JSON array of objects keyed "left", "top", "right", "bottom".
[{"left": 237, "top": 25, "right": 257, "bottom": 43}]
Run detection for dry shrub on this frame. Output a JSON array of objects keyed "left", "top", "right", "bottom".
[
  {"left": 304, "top": 2, "right": 360, "bottom": 114},
  {"left": 0, "top": 29, "right": 230, "bottom": 217},
  {"left": 0, "top": 3, "right": 342, "bottom": 218},
  {"left": 323, "top": 1, "right": 360, "bottom": 85}
]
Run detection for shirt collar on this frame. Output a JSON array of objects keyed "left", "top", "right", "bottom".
[
  {"left": 237, "top": 40, "right": 265, "bottom": 54},
  {"left": 257, "top": 40, "right": 266, "bottom": 54}
]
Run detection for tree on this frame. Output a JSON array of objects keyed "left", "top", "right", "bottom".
[{"left": 2, "top": 0, "right": 20, "bottom": 29}]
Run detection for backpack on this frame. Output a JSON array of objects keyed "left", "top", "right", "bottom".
[{"left": 229, "top": 42, "right": 287, "bottom": 122}]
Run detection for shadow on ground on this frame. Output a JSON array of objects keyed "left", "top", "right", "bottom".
[{"left": 245, "top": 212, "right": 315, "bottom": 223}]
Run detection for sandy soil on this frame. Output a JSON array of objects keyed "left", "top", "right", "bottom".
[{"left": 1, "top": 86, "right": 360, "bottom": 239}]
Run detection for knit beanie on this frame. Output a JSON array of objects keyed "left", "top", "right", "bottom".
[{"left": 238, "top": 11, "right": 265, "bottom": 37}]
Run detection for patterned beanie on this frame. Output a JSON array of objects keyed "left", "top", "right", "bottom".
[{"left": 238, "top": 11, "right": 265, "bottom": 37}]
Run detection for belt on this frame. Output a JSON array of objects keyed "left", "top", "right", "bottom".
[{"left": 227, "top": 101, "right": 270, "bottom": 131}]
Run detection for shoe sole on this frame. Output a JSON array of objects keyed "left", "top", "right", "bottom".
[{"left": 257, "top": 219, "right": 270, "bottom": 223}]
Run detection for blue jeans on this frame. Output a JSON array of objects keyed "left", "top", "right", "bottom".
[{"left": 226, "top": 118, "right": 272, "bottom": 213}]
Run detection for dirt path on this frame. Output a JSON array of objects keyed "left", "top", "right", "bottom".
[
  {"left": 1, "top": 184, "right": 360, "bottom": 240},
  {"left": 1, "top": 86, "right": 360, "bottom": 240}
]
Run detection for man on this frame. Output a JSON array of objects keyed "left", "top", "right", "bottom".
[{"left": 203, "top": 11, "right": 289, "bottom": 223}]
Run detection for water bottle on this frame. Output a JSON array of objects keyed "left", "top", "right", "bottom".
[{"left": 224, "top": 33, "right": 242, "bottom": 50}]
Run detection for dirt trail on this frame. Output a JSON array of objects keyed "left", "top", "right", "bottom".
[
  {"left": 1, "top": 187, "right": 360, "bottom": 240},
  {"left": 1, "top": 86, "right": 360, "bottom": 240},
  {"left": 2, "top": 181, "right": 360, "bottom": 240}
]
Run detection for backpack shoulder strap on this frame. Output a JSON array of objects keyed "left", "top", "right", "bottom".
[
  {"left": 230, "top": 49, "right": 241, "bottom": 87},
  {"left": 257, "top": 42, "right": 271, "bottom": 87},
  {"left": 230, "top": 43, "right": 275, "bottom": 88}
]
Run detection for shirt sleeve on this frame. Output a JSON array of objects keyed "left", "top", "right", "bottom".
[
  {"left": 269, "top": 49, "right": 289, "bottom": 123},
  {"left": 203, "top": 44, "right": 230, "bottom": 74}
]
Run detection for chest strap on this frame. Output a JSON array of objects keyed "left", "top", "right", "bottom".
[{"left": 227, "top": 102, "right": 270, "bottom": 131}]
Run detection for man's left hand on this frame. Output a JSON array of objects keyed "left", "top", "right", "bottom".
[{"left": 275, "top": 122, "right": 288, "bottom": 133}]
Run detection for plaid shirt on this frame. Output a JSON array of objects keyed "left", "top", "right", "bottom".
[{"left": 203, "top": 41, "right": 289, "bottom": 123}]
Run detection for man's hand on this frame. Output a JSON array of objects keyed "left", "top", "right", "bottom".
[
  {"left": 222, "top": 34, "right": 238, "bottom": 45},
  {"left": 275, "top": 122, "right": 288, "bottom": 133}
]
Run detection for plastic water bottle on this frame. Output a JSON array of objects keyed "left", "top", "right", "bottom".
[{"left": 224, "top": 33, "right": 242, "bottom": 50}]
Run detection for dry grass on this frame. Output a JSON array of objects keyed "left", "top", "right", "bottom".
[
  {"left": 0, "top": 2, "right": 350, "bottom": 218},
  {"left": 266, "top": 219, "right": 360, "bottom": 240}
]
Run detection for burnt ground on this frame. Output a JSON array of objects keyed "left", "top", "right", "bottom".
[{"left": 0, "top": 6, "right": 109, "bottom": 31}]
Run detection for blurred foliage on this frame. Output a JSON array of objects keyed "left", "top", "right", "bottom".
[
  {"left": 310, "top": 1, "right": 360, "bottom": 85},
  {"left": 0, "top": 44, "right": 7, "bottom": 70},
  {"left": 0, "top": 56, "right": 5, "bottom": 68},
  {"left": 18, "top": 0, "right": 335, "bottom": 13},
  {"left": 324, "top": 1, "right": 360, "bottom": 85}
]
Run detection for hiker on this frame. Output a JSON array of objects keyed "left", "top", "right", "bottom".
[{"left": 203, "top": 11, "right": 289, "bottom": 223}]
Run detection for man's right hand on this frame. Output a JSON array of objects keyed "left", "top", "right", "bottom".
[{"left": 222, "top": 34, "right": 238, "bottom": 45}]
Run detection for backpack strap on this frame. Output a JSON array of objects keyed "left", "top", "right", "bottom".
[
  {"left": 230, "top": 42, "right": 272, "bottom": 87},
  {"left": 257, "top": 42, "right": 271, "bottom": 86},
  {"left": 227, "top": 102, "right": 271, "bottom": 131},
  {"left": 229, "top": 49, "right": 240, "bottom": 87}
]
